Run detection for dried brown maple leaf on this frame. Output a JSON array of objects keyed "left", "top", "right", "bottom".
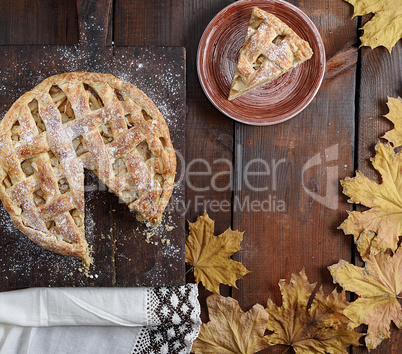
[
  {"left": 345, "top": 0, "right": 402, "bottom": 52},
  {"left": 340, "top": 142, "right": 402, "bottom": 254},
  {"left": 265, "top": 269, "right": 361, "bottom": 353},
  {"left": 185, "top": 212, "right": 249, "bottom": 294},
  {"left": 329, "top": 247, "right": 402, "bottom": 350},
  {"left": 192, "top": 294, "right": 270, "bottom": 354}
]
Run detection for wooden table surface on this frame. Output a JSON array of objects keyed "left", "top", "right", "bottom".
[{"left": 0, "top": 0, "right": 401, "bottom": 353}]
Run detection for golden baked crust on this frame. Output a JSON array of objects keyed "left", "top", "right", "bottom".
[
  {"left": 0, "top": 72, "right": 176, "bottom": 267},
  {"left": 228, "top": 7, "right": 313, "bottom": 100}
]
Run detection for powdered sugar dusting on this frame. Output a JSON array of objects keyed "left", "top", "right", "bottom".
[{"left": 0, "top": 206, "right": 15, "bottom": 234}]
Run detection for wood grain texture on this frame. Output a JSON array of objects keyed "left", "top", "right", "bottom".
[
  {"left": 357, "top": 46, "right": 401, "bottom": 178},
  {"left": 182, "top": 0, "right": 234, "bottom": 317},
  {"left": 325, "top": 46, "right": 358, "bottom": 80},
  {"left": 0, "top": 0, "right": 78, "bottom": 45},
  {"left": 114, "top": 0, "right": 184, "bottom": 46}
]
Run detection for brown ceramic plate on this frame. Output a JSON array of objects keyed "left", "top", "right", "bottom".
[{"left": 197, "top": 0, "right": 325, "bottom": 125}]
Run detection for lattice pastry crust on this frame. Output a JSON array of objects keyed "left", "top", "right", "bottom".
[
  {"left": 228, "top": 7, "right": 313, "bottom": 100},
  {"left": 0, "top": 72, "right": 176, "bottom": 267}
]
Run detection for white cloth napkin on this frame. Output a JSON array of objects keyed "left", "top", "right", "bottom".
[{"left": 0, "top": 285, "right": 201, "bottom": 354}]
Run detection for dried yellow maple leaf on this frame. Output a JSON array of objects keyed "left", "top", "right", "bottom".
[
  {"left": 340, "top": 142, "right": 402, "bottom": 254},
  {"left": 192, "top": 294, "right": 270, "bottom": 354},
  {"left": 354, "top": 229, "right": 377, "bottom": 261},
  {"left": 329, "top": 247, "right": 402, "bottom": 350},
  {"left": 265, "top": 269, "right": 361, "bottom": 353},
  {"left": 185, "top": 212, "right": 249, "bottom": 294},
  {"left": 383, "top": 96, "right": 402, "bottom": 147},
  {"left": 345, "top": 0, "right": 402, "bottom": 52}
]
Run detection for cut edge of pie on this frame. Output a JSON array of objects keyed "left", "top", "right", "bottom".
[
  {"left": 0, "top": 72, "right": 177, "bottom": 269},
  {"left": 228, "top": 7, "right": 313, "bottom": 100}
]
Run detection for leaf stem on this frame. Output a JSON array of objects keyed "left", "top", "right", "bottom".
[{"left": 185, "top": 266, "right": 194, "bottom": 275}]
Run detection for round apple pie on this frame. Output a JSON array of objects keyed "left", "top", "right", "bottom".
[{"left": 0, "top": 72, "right": 176, "bottom": 267}]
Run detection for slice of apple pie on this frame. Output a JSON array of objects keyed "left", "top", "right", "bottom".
[
  {"left": 0, "top": 72, "right": 176, "bottom": 267},
  {"left": 228, "top": 7, "right": 313, "bottom": 100}
]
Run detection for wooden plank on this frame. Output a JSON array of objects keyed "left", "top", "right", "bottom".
[
  {"left": 353, "top": 41, "right": 402, "bottom": 353},
  {"left": 356, "top": 46, "right": 401, "bottom": 178},
  {"left": 114, "top": 0, "right": 183, "bottom": 46},
  {"left": 182, "top": 0, "right": 234, "bottom": 320},
  {"left": 0, "top": 0, "right": 78, "bottom": 45},
  {"left": 231, "top": 0, "right": 357, "bottom": 342}
]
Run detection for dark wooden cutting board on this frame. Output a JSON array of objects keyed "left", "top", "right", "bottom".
[{"left": 0, "top": 0, "right": 186, "bottom": 287}]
